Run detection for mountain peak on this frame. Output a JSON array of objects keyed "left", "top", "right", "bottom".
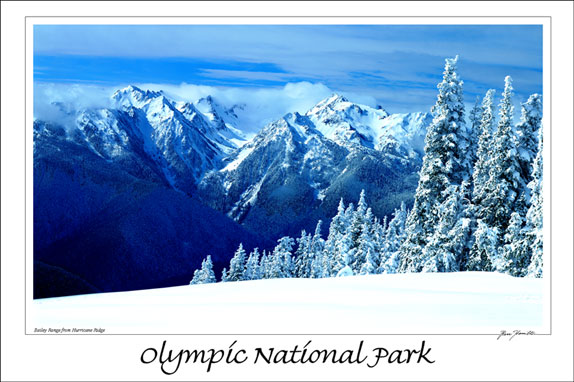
[
  {"left": 197, "top": 95, "right": 216, "bottom": 106},
  {"left": 123, "top": 85, "right": 141, "bottom": 93},
  {"left": 329, "top": 93, "right": 349, "bottom": 103},
  {"left": 112, "top": 86, "right": 162, "bottom": 103},
  {"left": 307, "top": 94, "right": 351, "bottom": 115},
  {"left": 321, "top": 93, "right": 349, "bottom": 107},
  {"left": 376, "top": 105, "right": 390, "bottom": 118}
]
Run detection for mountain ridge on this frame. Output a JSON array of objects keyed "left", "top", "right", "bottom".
[{"left": 33, "top": 86, "right": 433, "bottom": 296}]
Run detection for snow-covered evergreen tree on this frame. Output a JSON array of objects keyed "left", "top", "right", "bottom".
[
  {"left": 244, "top": 248, "right": 261, "bottom": 281},
  {"left": 344, "top": 203, "right": 355, "bottom": 227},
  {"left": 469, "top": 76, "right": 528, "bottom": 274},
  {"left": 359, "top": 248, "right": 377, "bottom": 275},
  {"left": 467, "top": 82, "right": 541, "bottom": 277},
  {"left": 350, "top": 190, "right": 368, "bottom": 248},
  {"left": 324, "top": 199, "right": 347, "bottom": 274},
  {"left": 305, "top": 220, "right": 325, "bottom": 278},
  {"left": 354, "top": 219, "right": 377, "bottom": 274},
  {"left": 190, "top": 256, "right": 216, "bottom": 285},
  {"left": 267, "top": 255, "right": 283, "bottom": 279},
  {"left": 227, "top": 243, "right": 247, "bottom": 281},
  {"left": 190, "top": 268, "right": 204, "bottom": 285},
  {"left": 323, "top": 199, "right": 354, "bottom": 276},
  {"left": 467, "top": 77, "right": 534, "bottom": 275},
  {"left": 478, "top": 76, "right": 525, "bottom": 229},
  {"left": 515, "top": 94, "right": 542, "bottom": 183},
  {"left": 379, "top": 202, "right": 408, "bottom": 274},
  {"left": 526, "top": 128, "right": 543, "bottom": 277},
  {"left": 259, "top": 251, "right": 270, "bottom": 279},
  {"left": 310, "top": 220, "right": 325, "bottom": 258},
  {"left": 500, "top": 212, "right": 530, "bottom": 277},
  {"left": 399, "top": 56, "right": 470, "bottom": 272},
  {"left": 421, "top": 184, "right": 471, "bottom": 273},
  {"left": 370, "top": 216, "right": 387, "bottom": 270},
  {"left": 468, "top": 95, "right": 483, "bottom": 167},
  {"left": 351, "top": 206, "right": 374, "bottom": 273},
  {"left": 338, "top": 203, "right": 356, "bottom": 271},
  {"left": 331, "top": 232, "right": 353, "bottom": 276},
  {"left": 309, "top": 253, "right": 323, "bottom": 278},
  {"left": 269, "top": 236, "right": 295, "bottom": 279},
  {"left": 294, "top": 230, "right": 313, "bottom": 278},
  {"left": 310, "top": 251, "right": 330, "bottom": 279},
  {"left": 220, "top": 267, "right": 228, "bottom": 282},
  {"left": 467, "top": 220, "right": 499, "bottom": 272},
  {"left": 472, "top": 89, "right": 496, "bottom": 207},
  {"left": 203, "top": 255, "right": 217, "bottom": 283}
]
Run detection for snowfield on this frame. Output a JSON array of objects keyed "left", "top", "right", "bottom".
[{"left": 30, "top": 272, "right": 544, "bottom": 334}]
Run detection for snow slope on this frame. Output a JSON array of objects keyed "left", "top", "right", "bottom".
[{"left": 30, "top": 272, "right": 544, "bottom": 334}]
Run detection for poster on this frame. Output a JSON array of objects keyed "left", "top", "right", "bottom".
[{"left": 1, "top": 2, "right": 572, "bottom": 381}]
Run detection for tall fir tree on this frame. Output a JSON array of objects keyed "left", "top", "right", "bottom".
[
  {"left": 421, "top": 183, "right": 472, "bottom": 272},
  {"left": 204, "top": 256, "right": 217, "bottom": 283},
  {"left": 350, "top": 190, "right": 368, "bottom": 248},
  {"left": 379, "top": 202, "right": 408, "bottom": 274},
  {"left": 468, "top": 95, "right": 483, "bottom": 168},
  {"left": 500, "top": 212, "right": 530, "bottom": 277},
  {"left": 469, "top": 77, "right": 525, "bottom": 272},
  {"left": 331, "top": 231, "right": 353, "bottom": 276},
  {"left": 227, "top": 243, "right": 247, "bottom": 281},
  {"left": 359, "top": 248, "right": 377, "bottom": 275},
  {"left": 244, "top": 248, "right": 261, "bottom": 281},
  {"left": 294, "top": 230, "right": 313, "bottom": 278},
  {"left": 310, "top": 220, "right": 325, "bottom": 259},
  {"left": 351, "top": 207, "right": 375, "bottom": 273},
  {"left": 190, "top": 268, "right": 204, "bottom": 285},
  {"left": 310, "top": 250, "right": 329, "bottom": 279},
  {"left": 220, "top": 267, "right": 228, "bottom": 282},
  {"left": 340, "top": 203, "right": 356, "bottom": 271},
  {"left": 269, "top": 236, "right": 295, "bottom": 279},
  {"left": 476, "top": 76, "right": 526, "bottom": 231},
  {"left": 354, "top": 218, "right": 377, "bottom": 273},
  {"left": 526, "top": 128, "right": 544, "bottom": 277},
  {"left": 467, "top": 220, "right": 499, "bottom": 271},
  {"left": 515, "top": 94, "right": 542, "bottom": 183},
  {"left": 399, "top": 56, "right": 470, "bottom": 272},
  {"left": 190, "top": 256, "right": 216, "bottom": 285},
  {"left": 324, "top": 199, "right": 353, "bottom": 276},
  {"left": 324, "top": 199, "right": 346, "bottom": 273},
  {"left": 472, "top": 89, "right": 496, "bottom": 207},
  {"left": 371, "top": 216, "right": 387, "bottom": 268},
  {"left": 259, "top": 251, "right": 270, "bottom": 279}
]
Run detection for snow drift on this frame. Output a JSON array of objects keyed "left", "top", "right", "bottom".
[{"left": 30, "top": 272, "right": 544, "bottom": 334}]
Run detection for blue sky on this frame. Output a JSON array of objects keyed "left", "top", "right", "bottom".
[{"left": 34, "top": 24, "right": 542, "bottom": 116}]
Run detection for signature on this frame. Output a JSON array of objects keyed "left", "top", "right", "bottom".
[{"left": 497, "top": 330, "right": 536, "bottom": 340}]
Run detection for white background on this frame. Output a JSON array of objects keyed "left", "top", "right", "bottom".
[{"left": 2, "top": 1, "right": 572, "bottom": 381}]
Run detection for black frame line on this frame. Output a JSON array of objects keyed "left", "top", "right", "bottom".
[{"left": 24, "top": 15, "right": 552, "bottom": 337}]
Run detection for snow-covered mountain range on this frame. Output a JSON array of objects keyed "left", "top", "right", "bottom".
[
  {"left": 33, "top": 85, "right": 432, "bottom": 296},
  {"left": 199, "top": 93, "right": 432, "bottom": 239}
]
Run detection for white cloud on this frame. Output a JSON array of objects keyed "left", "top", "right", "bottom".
[
  {"left": 35, "top": 82, "right": 378, "bottom": 134},
  {"left": 34, "top": 83, "right": 118, "bottom": 128}
]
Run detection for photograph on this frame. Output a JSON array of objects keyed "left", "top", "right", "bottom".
[{"left": 29, "top": 23, "right": 547, "bottom": 335}]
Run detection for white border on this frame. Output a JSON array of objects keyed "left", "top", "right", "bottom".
[{"left": 2, "top": 2, "right": 573, "bottom": 381}]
